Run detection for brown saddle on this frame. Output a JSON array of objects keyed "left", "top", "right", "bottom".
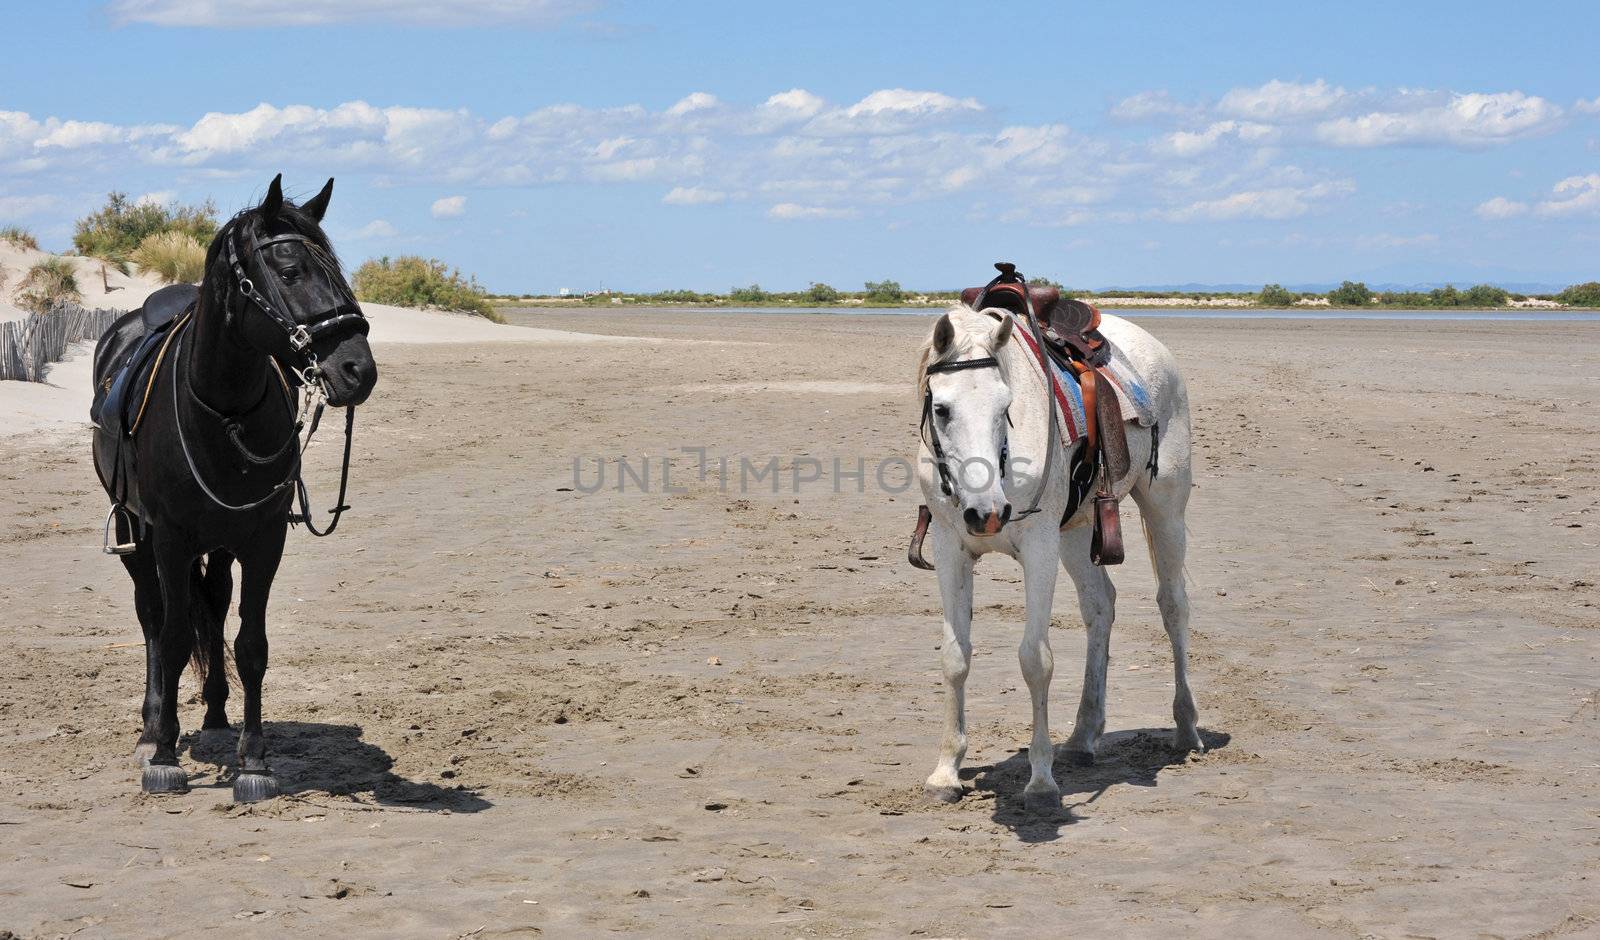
[{"left": 959, "top": 274, "right": 1110, "bottom": 367}]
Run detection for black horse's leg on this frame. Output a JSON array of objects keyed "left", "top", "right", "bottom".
[
  {"left": 233, "top": 523, "right": 286, "bottom": 802},
  {"left": 200, "top": 551, "right": 235, "bottom": 731},
  {"left": 142, "top": 529, "right": 196, "bottom": 793},
  {"left": 121, "top": 539, "right": 164, "bottom": 767}
]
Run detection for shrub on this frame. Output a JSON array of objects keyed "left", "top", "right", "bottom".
[
  {"left": 1, "top": 225, "right": 39, "bottom": 250},
  {"left": 1429, "top": 284, "right": 1462, "bottom": 306},
  {"left": 353, "top": 255, "right": 501, "bottom": 321},
  {"left": 729, "top": 284, "right": 769, "bottom": 303},
  {"left": 1257, "top": 283, "right": 1296, "bottom": 306},
  {"left": 1557, "top": 282, "right": 1600, "bottom": 307},
  {"left": 73, "top": 192, "right": 218, "bottom": 262},
  {"left": 1462, "top": 284, "right": 1508, "bottom": 307},
  {"left": 653, "top": 289, "right": 712, "bottom": 304},
  {"left": 864, "top": 279, "right": 906, "bottom": 304},
  {"left": 805, "top": 282, "right": 841, "bottom": 304},
  {"left": 16, "top": 257, "right": 82, "bottom": 312},
  {"left": 131, "top": 231, "right": 207, "bottom": 284},
  {"left": 1327, "top": 280, "right": 1372, "bottom": 306}
]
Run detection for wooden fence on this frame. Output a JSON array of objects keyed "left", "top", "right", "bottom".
[{"left": 0, "top": 303, "right": 121, "bottom": 383}]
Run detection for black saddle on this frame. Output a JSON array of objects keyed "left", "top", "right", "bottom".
[{"left": 91, "top": 284, "right": 197, "bottom": 439}]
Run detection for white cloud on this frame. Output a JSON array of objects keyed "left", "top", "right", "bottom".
[
  {"left": 662, "top": 186, "right": 726, "bottom": 206},
  {"left": 135, "top": 190, "right": 176, "bottom": 206},
  {"left": 666, "top": 92, "right": 719, "bottom": 117},
  {"left": 1574, "top": 97, "right": 1600, "bottom": 115},
  {"left": 1159, "top": 120, "right": 1276, "bottom": 156},
  {"left": 354, "top": 219, "right": 399, "bottom": 238},
  {"left": 1219, "top": 79, "right": 1349, "bottom": 122},
  {"left": 1536, "top": 173, "right": 1600, "bottom": 216},
  {"left": 762, "top": 89, "right": 825, "bottom": 118},
  {"left": 768, "top": 203, "right": 857, "bottom": 220},
  {"left": 431, "top": 195, "right": 467, "bottom": 218},
  {"left": 107, "top": 0, "right": 599, "bottom": 27},
  {"left": 0, "top": 194, "right": 56, "bottom": 217},
  {"left": 1164, "top": 181, "right": 1354, "bottom": 222},
  {"left": 1475, "top": 196, "right": 1528, "bottom": 219},
  {"left": 1109, "top": 91, "right": 1199, "bottom": 123},
  {"left": 1315, "top": 92, "right": 1563, "bottom": 148}
]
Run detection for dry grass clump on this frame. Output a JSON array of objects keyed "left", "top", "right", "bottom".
[
  {"left": 132, "top": 230, "right": 207, "bottom": 284},
  {"left": 1, "top": 225, "right": 39, "bottom": 250},
  {"left": 17, "top": 257, "right": 83, "bottom": 313}
]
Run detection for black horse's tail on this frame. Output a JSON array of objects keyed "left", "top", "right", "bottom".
[{"left": 187, "top": 554, "right": 233, "bottom": 685}]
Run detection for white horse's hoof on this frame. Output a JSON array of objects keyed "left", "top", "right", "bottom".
[
  {"left": 1062, "top": 748, "right": 1095, "bottom": 768},
  {"left": 1173, "top": 729, "right": 1205, "bottom": 753},
  {"left": 923, "top": 783, "right": 964, "bottom": 804},
  {"left": 1023, "top": 786, "right": 1062, "bottom": 814}
]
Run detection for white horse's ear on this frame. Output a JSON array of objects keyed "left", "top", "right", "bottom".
[
  {"left": 933, "top": 314, "right": 954, "bottom": 356},
  {"left": 993, "top": 314, "right": 1014, "bottom": 349}
]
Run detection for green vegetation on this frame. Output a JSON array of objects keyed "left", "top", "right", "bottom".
[
  {"left": 1558, "top": 282, "right": 1600, "bottom": 307},
  {"left": 1327, "top": 280, "right": 1373, "bottom": 306},
  {"left": 864, "top": 279, "right": 906, "bottom": 304},
  {"left": 1257, "top": 283, "right": 1297, "bottom": 306},
  {"left": 73, "top": 192, "right": 217, "bottom": 262},
  {"left": 1, "top": 225, "right": 39, "bottom": 251},
  {"left": 728, "top": 284, "right": 770, "bottom": 303},
  {"left": 353, "top": 255, "right": 503, "bottom": 322},
  {"left": 131, "top": 231, "right": 207, "bottom": 284},
  {"left": 805, "top": 282, "right": 841, "bottom": 303},
  {"left": 16, "top": 257, "right": 82, "bottom": 313}
]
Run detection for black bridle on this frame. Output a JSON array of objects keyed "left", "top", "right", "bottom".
[
  {"left": 225, "top": 227, "right": 368, "bottom": 382},
  {"left": 168, "top": 223, "right": 368, "bottom": 535},
  {"left": 921, "top": 356, "right": 1007, "bottom": 500}
]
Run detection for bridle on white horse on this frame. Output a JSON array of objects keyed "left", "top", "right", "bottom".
[{"left": 919, "top": 267, "right": 1062, "bottom": 525}]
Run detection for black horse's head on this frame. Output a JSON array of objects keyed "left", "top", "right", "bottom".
[{"left": 207, "top": 174, "right": 377, "bottom": 407}]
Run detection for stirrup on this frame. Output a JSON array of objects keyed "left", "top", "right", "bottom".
[{"left": 103, "top": 504, "right": 139, "bottom": 555}]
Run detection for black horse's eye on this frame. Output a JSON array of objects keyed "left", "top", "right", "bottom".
[
  {"left": 280, "top": 266, "right": 300, "bottom": 281},
  {"left": 933, "top": 403, "right": 951, "bottom": 420}
]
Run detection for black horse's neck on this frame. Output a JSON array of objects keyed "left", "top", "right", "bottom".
[{"left": 188, "top": 267, "right": 272, "bottom": 415}]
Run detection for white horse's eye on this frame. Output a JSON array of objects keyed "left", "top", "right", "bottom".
[{"left": 933, "top": 403, "right": 951, "bottom": 420}]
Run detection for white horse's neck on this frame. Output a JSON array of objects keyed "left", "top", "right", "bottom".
[{"left": 992, "top": 315, "right": 1063, "bottom": 519}]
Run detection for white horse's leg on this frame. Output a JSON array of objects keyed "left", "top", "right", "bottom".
[
  {"left": 1019, "top": 529, "right": 1063, "bottom": 811},
  {"left": 1060, "top": 523, "right": 1115, "bottom": 764},
  {"left": 924, "top": 535, "right": 975, "bottom": 802},
  {"left": 1133, "top": 461, "right": 1204, "bottom": 751}
]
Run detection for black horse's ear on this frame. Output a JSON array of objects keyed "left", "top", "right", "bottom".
[
  {"left": 303, "top": 178, "right": 334, "bottom": 222},
  {"left": 261, "top": 174, "right": 284, "bottom": 217},
  {"left": 933, "top": 314, "right": 954, "bottom": 357}
]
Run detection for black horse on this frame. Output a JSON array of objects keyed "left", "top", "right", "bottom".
[{"left": 91, "top": 175, "right": 377, "bottom": 800}]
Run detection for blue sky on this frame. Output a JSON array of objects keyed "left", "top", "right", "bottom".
[{"left": 2, "top": 0, "right": 1597, "bottom": 292}]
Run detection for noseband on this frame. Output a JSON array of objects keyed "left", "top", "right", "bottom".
[
  {"left": 225, "top": 227, "right": 368, "bottom": 388},
  {"left": 921, "top": 355, "right": 1008, "bottom": 500}
]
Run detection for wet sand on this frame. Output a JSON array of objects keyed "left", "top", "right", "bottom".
[{"left": 2, "top": 310, "right": 1597, "bottom": 937}]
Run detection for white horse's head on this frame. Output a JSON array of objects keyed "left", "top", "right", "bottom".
[{"left": 918, "top": 306, "right": 1016, "bottom": 536}]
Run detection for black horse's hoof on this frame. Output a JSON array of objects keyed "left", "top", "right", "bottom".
[
  {"left": 1062, "top": 749, "right": 1095, "bottom": 768},
  {"left": 141, "top": 762, "right": 188, "bottom": 794},
  {"left": 233, "top": 771, "right": 280, "bottom": 803},
  {"left": 201, "top": 716, "right": 233, "bottom": 732}
]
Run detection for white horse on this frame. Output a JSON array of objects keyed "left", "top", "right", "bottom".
[{"left": 913, "top": 305, "right": 1202, "bottom": 813}]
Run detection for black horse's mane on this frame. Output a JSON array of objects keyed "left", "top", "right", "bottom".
[{"left": 204, "top": 199, "right": 344, "bottom": 287}]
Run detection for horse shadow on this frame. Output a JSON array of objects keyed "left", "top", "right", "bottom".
[
  {"left": 182, "top": 720, "right": 492, "bottom": 813},
  {"left": 964, "top": 727, "right": 1231, "bottom": 844}
]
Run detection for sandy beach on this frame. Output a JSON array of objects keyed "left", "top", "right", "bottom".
[{"left": 2, "top": 309, "right": 1598, "bottom": 937}]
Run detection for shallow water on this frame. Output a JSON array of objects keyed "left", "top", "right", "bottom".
[{"left": 511, "top": 304, "right": 1600, "bottom": 322}]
